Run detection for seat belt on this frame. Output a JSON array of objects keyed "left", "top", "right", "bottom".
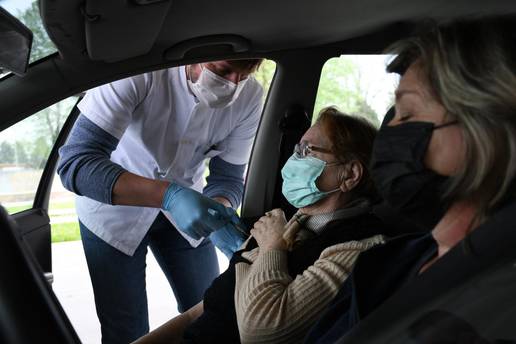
[{"left": 273, "top": 104, "right": 311, "bottom": 219}]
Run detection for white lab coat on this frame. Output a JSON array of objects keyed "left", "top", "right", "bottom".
[{"left": 75, "top": 66, "right": 263, "bottom": 256}]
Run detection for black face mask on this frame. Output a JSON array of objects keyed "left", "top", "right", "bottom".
[{"left": 371, "top": 120, "right": 457, "bottom": 230}]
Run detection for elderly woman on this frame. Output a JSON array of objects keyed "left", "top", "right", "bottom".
[
  {"left": 134, "top": 107, "right": 389, "bottom": 343},
  {"left": 305, "top": 18, "right": 516, "bottom": 342}
]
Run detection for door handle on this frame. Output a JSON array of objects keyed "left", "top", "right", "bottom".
[{"left": 165, "top": 34, "right": 251, "bottom": 60}]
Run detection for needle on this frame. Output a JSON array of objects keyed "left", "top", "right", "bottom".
[
  {"left": 232, "top": 221, "right": 248, "bottom": 236},
  {"left": 208, "top": 208, "right": 248, "bottom": 236}
]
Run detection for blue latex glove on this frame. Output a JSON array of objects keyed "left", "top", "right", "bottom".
[
  {"left": 162, "top": 183, "right": 234, "bottom": 240},
  {"left": 209, "top": 213, "right": 248, "bottom": 259}
]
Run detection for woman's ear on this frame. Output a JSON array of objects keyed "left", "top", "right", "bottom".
[{"left": 339, "top": 160, "right": 363, "bottom": 193}]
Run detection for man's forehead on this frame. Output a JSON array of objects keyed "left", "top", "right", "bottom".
[
  {"left": 208, "top": 60, "right": 249, "bottom": 72},
  {"left": 212, "top": 60, "right": 233, "bottom": 68}
]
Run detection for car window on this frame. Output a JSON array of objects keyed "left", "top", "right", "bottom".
[
  {"left": 1, "top": 0, "right": 58, "bottom": 74},
  {"left": 313, "top": 55, "right": 398, "bottom": 126},
  {"left": 0, "top": 96, "right": 78, "bottom": 214},
  {"left": 46, "top": 60, "right": 276, "bottom": 342},
  {"left": 46, "top": 59, "right": 275, "bottom": 245},
  {"left": 253, "top": 59, "right": 276, "bottom": 102}
]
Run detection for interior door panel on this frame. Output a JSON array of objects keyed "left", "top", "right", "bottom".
[
  {"left": 11, "top": 208, "right": 51, "bottom": 273},
  {"left": 7, "top": 100, "right": 81, "bottom": 277}
]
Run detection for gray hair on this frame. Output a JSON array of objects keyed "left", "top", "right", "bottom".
[{"left": 387, "top": 18, "right": 516, "bottom": 219}]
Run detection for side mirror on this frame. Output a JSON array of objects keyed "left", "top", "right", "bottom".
[{"left": 0, "top": 6, "right": 33, "bottom": 76}]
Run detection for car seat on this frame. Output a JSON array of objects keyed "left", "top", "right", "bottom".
[{"left": 339, "top": 198, "right": 516, "bottom": 343}]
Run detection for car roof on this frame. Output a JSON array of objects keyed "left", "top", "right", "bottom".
[
  {"left": 1, "top": 0, "right": 515, "bottom": 129},
  {"left": 42, "top": 0, "right": 516, "bottom": 62}
]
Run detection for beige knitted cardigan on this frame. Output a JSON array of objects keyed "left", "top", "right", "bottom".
[{"left": 234, "top": 215, "right": 384, "bottom": 344}]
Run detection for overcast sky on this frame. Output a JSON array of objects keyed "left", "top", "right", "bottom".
[{"left": 1, "top": 0, "right": 32, "bottom": 15}]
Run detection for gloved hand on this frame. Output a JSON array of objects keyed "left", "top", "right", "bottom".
[
  {"left": 209, "top": 213, "right": 248, "bottom": 259},
  {"left": 162, "top": 183, "right": 234, "bottom": 240}
]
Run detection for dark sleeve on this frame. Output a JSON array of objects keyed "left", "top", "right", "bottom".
[
  {"left": 57, "top": 114, "right": 126, "bottom": 204},
  {"left": 303, "top": 278, "right": 354, "bottom": 344},
  {"left": 202, "top": 156, "right": 246, "bottom": 208},
  {"left": 182, "top": 262, "right": 241, "bottom": 343}
]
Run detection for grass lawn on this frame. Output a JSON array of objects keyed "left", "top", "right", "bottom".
[
  {"left": 5, "top": 204, "right": 33, "bottom": 214},
  {"left": 6, "top": 200, "right": 76, "bottom": 215},
  {"left": 49, "top": 201, "right": 76, "bottom": 210},
  {"left": 51, "top": 222, "right": 81, "bottom": 243}
]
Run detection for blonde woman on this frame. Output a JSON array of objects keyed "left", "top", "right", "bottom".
[{"left": 306, "top": 18, "right": 516, "bottom": 342}]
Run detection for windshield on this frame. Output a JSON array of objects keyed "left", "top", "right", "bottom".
[{"left": 0, "top": 0, "right": 57, "bottom": 76}]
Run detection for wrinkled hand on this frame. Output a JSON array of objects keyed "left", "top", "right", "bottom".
[
  {"left": 250, "top": 208, "right": 288, "bottom": 251},
  {"left": 209, "top": 214, "right": 248, "bottom": 259},
  {"left": 162, "top": 183, "right": 234, "bottom": 240}
]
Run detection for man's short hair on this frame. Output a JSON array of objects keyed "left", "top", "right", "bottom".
[{"left": 226, "top": 59, "right": 264, "bottom": 73}]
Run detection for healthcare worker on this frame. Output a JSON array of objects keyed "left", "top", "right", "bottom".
[{"left": 57, "top": 59, "right": 264, "bottom": 344}]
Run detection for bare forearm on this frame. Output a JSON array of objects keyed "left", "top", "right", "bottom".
[
  {"left": 112, "top": 172, "right": 231, "bottom": 210},
  {"left": 132, "top": 302, "right": 204, "bottom": 344},
  {"left": 112, "top": 171, "right": 169, "bottom": 208}
]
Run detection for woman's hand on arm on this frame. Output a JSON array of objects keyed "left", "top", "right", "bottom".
[{"left": 250, "top": 208, "right": 288, "bottom": 252}]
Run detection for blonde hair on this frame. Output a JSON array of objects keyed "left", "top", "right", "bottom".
[{"left": 387, "top": 18, "right": 516, "bottom": 219}]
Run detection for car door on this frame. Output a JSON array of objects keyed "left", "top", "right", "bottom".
[{"left": 1, "top": 96, "right": 81, "bottom": 283}]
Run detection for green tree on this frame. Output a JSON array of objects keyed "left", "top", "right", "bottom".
[
  {"left": 351, "top": 97, "right": 379, "bottom": 126},
  {"left": 0, "top": 142, "right": 15, "bottom": 164},
  {"left": 17, "top": 2, "right": 66, "bottom": 158},
  {"left": 17, "top": 1, "right": 56, "bottom": 62},
  {"left": 253, "top": 60, "right": 276, "bottom": 101},
  {"left": 29, "top": 136, "right": 51, "bottom": 169},
  {"left": 14, "top": 141, "right": 29, "bottom": 165},
  {"left": 31, "top": 100, "right": 71, "bottom": 144},
  {"left": 314, "top": 57, "right": 380, "bottom": 126}
]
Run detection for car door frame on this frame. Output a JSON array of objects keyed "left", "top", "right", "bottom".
[{"left": 10, "top": 98, "right": 81, "bottom": 282}]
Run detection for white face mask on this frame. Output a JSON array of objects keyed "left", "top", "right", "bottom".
[{"left": 187, "top": 65, "right": 248, "bottom": 109}]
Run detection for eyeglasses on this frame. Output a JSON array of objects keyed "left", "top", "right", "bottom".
[{"left": 294, "top": 141, "right": 333, "bottom": 158}]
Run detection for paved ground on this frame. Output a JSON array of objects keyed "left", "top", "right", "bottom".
[{"left": 52, "top": 241, "right": 229, "bottom": 344}]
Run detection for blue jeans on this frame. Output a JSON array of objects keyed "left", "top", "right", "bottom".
[{"left": 79, "top": 212, "right": 219, "bottom": 344}]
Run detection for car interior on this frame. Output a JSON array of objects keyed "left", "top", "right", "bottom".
[{"left": 1, "top": 0, "right": 516, "bottom": 343}]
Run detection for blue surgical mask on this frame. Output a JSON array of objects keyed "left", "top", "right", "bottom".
[{"left": 281, "top": 154, "right": 341, "bottom": 208}]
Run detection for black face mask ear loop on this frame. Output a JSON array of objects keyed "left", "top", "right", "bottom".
[{"left": 434, "top": 120, "right": 459, "bottom": 130}]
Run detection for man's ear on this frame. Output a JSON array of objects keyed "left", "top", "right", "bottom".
[{"left": 339, "top": 160, "right": 363, "bottom": 193}]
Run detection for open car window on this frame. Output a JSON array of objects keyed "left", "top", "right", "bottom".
[
  {"left": 0, "top": 96, "right": 78, "bottom": 214},
  {"left": 0, "top": 58, "right": 276, "bottom": 342}
]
